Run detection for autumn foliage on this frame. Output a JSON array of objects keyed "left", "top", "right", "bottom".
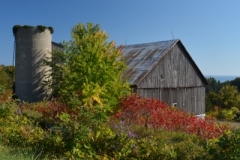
[
  {"left": 0, "top": 90, "right": 12, "bottom": 103},
  {"left": 116, "top": 94, "right": 231, "bottom": 139}
]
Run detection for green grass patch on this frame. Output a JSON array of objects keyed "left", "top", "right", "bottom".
[{"left": 0, "top": 143, "right": 36, "bottom": 160}]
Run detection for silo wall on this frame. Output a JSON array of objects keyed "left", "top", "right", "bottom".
[{"left": 15, "top": 27, "right": 52, "bottom": 102}]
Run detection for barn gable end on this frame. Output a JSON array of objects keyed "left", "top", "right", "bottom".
[{"left": 122, "top": 39, "right": 207, "bottom": 115}]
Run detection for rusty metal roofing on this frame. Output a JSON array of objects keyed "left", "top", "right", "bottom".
[{"left": 121, "top": 39, "right": 178, "bottom": 85}]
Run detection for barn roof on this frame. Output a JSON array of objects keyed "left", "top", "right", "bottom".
[
  {"left": 52, "top": 41, "right": 63, "bottom": 50},
  {"left": 121, "top": 39, "right": 208, "bottom": 85}
]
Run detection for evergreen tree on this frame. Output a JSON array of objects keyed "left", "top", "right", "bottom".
[
  {"left": 205, "top": 77, "right": 222, "bottom": 93},
  {"left": 229, "top": 77, "right": 240, "bottom": 92}
]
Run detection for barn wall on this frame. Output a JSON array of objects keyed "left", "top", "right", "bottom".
[
  {"left": 137, "top": 87, "right": 205, "bottom": 115},
  {"left": 136, "top": 42, "right": 206, "bottom": 115},
  {"left": 138, "top": 43, "right": 205, "bottom": 88}
]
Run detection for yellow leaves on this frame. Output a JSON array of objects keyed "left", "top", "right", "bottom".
[
  {"left": 82, "top": 83, "right": 104, "bottom": 108},
  {"left": 117, "top": 44, "right": 123, "bottom": 55},
  {"left": 92, "top": 96, "right": 103, "bottom": 107},
  {"left": 55, "top": 136, "right": 64, "bottom": 145}
]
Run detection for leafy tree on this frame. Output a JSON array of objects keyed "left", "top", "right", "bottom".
[
  {"left": 3, "top": 65, "right": 15, "bottom": 88},
  {"left": 45, "top": 23, "right": 130, "bottom": 116},
  {"left": 220, "top": 77, "right": 240, "bottom": 93},
  {"left": 205, "top": 91, "right": 218, "bottom": 112},
  {"left": 0, "top": 65, "right": 15, "bottom": 90},
  {"left": 205, "top": 77, "right": 240, "bottom": 112},
  {"left": 44, "top": 46, "right": 66, "bottom": 98},
  {"left": 217, "top": 85, "right": 240, "bottom": 109},
  {"left": 0, "top": 66, "right": 9, "bottom": 89},
  {"left": 206, "top": 85, "right": 240, "bottom": 111}
]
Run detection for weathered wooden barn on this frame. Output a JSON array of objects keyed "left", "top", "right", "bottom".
[{"left": 121, "top": 39, "right": 208, "bottom": 115}]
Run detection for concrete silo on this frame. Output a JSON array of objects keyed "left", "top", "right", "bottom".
[{"left": 14, "top": 25, "right": 53, "bottom": 102}]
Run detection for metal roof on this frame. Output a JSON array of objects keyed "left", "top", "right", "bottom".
[{"left": 121, "top": 39, "right": 178, "bottom": 85}]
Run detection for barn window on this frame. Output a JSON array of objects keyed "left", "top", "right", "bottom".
[{"left": 172, "top": 103, "right": 177, "bottom": 107}]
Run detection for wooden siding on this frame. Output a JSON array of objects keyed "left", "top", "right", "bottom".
[
  {"left": 138, "top": 43, "right": 205, "bottom": 89},
  {"left": 136, "top": 42, "right": 205, "bottom": 115},
  {"left": 137, "top": 87, "right": 205, "bottom": 115}
]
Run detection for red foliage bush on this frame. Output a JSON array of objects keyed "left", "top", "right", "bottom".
[
  {"left": 116, "top": 94, "right": 231, "bottom": 139},
  {"left": 0, "top": 90, "right": 12, "bottom": 103},
  {"left": 21, "top": 99, "right": 79, "bottom": 123},
  {"left": 35, "top": 99, "right": 69, "bottom": 122}
]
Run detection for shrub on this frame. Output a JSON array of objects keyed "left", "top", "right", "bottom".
[
  {"left": 0, "top": 95, "right": 235, "bottom": 159},
  {"left": 0, "top": 86, "right": 12, "bottom": 103},
  {"left": 207, "top": 107, "right": 240, "bottom": 121},
  {"left": 206, "top": 128, "right": 240, "bottom": 160},
  {"left": 108, "top": 120, "right": 208, "bottom": 159},
  {"left": 206, "top": 111, "right": 218, "bottom": 120},
  {"left": 116, "top": 94, "right": 231, "bottom": 139},
  {"left": 21, "top": 109, "right": 43, "bottom": 122},
  {"left": 65, "top": 122, "right": 207, "bottom": 160},
  {"left": 218, "top": 109, "right": 236, "bottom": 121},
  {"left": 0, "top": 101, "right": 70, "bottom": 158}
]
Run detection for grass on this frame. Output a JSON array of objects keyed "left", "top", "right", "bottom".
[
  {"left": 0, "top": 143, "right": 35, "bottom": 160},
  {"left": 0, "top": 141, "right": 67, "bottom": 160}
]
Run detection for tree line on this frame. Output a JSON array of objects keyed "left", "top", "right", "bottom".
[{"left": 205, "top": 77, "right": 240, "bottom": 112}]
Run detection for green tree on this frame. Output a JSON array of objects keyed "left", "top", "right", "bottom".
[
  {"left": 221, "top": 77, "right": 240, "bottom": 92},
  {"left": 206, "top": 85, "right": 240, "bottom": 111},
  {"left": 229, "top": 77, "right": 240, "bottom": 92},
  {"left": 205, "top": 91, "right": 218, "bottom": 112},
  {"left": 217, "top": 85, "right": 240, "bottom": 109},
  {"left": 0, "top": 66, "right": 9, "bottom": 89},
  {"left": 0, "top": 65, "right": 15, "bottom": 90},
  {"left": 205, "top": 77, "right": 221, "bottom": 94},
  {"left": 45, "top": 23, "right": 130, "bottom": 115}
]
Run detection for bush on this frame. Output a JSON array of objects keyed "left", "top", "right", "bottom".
[
  {"left": 206, "top": 110, "right": 218, "bottom": 120},
  {"left": 65, "top": 123, "right": 207, "bottom": 160},
  {"left": 0, "top": 85, "right": 12, "bottom": 103},
  {"left": 0, "top": 99, "right": 209, "bottom": 159},
  {"left": 206, "top": 129, "right": 240, "bottom": 160},
  {"left": 206, "top": 107, "right": 240, "bottom": 121},
  {"left": 116, "top": 94, "right": 231, "bottom": 139},
  {"left": 0, "top": 94, "right": 236, "bottom": 159},
  {"left": 218, "top": 109, "right": 236, "bottom": 121}
]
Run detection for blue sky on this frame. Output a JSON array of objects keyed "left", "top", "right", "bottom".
[{"left": 1, "top": 0, "right": 240, "bottom": 76}]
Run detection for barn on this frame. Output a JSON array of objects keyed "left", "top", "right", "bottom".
[{"left": 121, "top": 39, "right": 208, "bottom": 116}]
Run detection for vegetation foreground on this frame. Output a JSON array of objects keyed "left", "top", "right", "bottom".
[{"left": 1, "top": 90, "right": 240, "bottom": 159}]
